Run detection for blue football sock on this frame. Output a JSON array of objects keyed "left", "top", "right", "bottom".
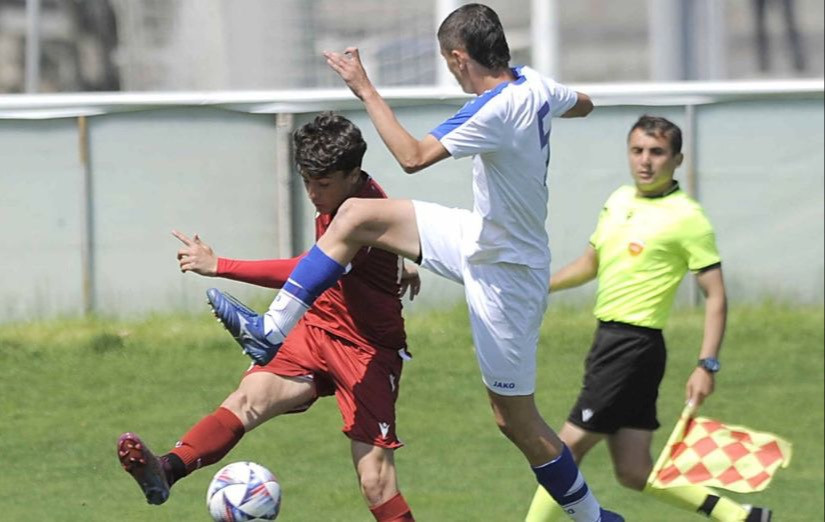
[
  {"left": 532, "top": 446, "right": 601, "bottom": 521},
  {"left": 263, "top": 245, "right": 346, "bottom": 340},
  {"left": 284, "top": 245, "right": 346, "bottom": 306}
]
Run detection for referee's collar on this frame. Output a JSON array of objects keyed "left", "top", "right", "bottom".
[{"left": 639, "top": 181, "right": 681, "bottom": 199}]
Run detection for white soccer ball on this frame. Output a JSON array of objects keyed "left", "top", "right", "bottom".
[{"left": 206, "top": 461, "right": 281, "bottom": 521}]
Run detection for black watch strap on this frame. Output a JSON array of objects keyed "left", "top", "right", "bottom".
[{"left": 698, "top": 357, "right": 720, "bottom": 373}]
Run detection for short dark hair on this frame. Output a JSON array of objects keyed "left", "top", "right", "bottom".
[
  {"left": 293, "top": 112, "right": 367, "bottom": 178},
  {"left": 628, "top": 115, "right": 683, "bottom": 155},
  {"left": 437, "top": 3, "right": 510, "bottom": 70}
]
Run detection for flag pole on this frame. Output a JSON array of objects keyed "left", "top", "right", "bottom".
[{"left": 647, "top": 403, "right": 696, "bottom": 486}]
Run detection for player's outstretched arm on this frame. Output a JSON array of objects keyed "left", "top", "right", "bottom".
[
  {"left": 173, "top": 229, "right": 300, "bottom": 289},
  {"left": 561, "top": 92, "right": 594, "bottom": 119},
  {"left": 323, "top": 47, "right": 449, "bottom": 173},
  {"left": 548, "top": 245, "right": 598, "bottom": 293},
  {"left": 685, "top": 266, "right": 727, "bottom": 407}
]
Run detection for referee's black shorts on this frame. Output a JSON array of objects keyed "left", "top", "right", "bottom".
[{"left": 567, "top": 320, "right": 666, "bottom": 434}]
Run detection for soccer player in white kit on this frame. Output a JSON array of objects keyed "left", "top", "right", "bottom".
[{"left": 208, "top": 4, "right": 622, "bottom": 521}]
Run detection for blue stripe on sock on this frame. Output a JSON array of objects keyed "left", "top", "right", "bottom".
[
  {"left": 282, "top": 281, "right": 315, "bottom": 307},
  {"left": 287, "top": 245, "right": 346, "bottom": 305},
  {"left": 532, "top": 446, "right": 586, "bottom": 506},
  {"left": 563, "top": 481, "right": 589, "bottom": 505}
]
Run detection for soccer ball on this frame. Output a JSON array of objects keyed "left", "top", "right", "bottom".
[{"left": 206, "top": 461, "right": 281, "bottom": 521}]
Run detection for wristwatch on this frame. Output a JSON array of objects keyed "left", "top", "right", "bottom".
[{"left": 698, "top": 357, "right": 721, "bottom": 373}]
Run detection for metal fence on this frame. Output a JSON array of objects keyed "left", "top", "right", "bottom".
[{"left": 0, "top": 79, "right": 822, "bottom": 323}]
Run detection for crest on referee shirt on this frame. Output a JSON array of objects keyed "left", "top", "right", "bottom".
[{"left": 628, "top": 240, "right": 645, "bottom": 256}]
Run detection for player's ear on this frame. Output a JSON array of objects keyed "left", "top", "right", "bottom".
[
  {"left": 674, "top": 153, "right": 684, "bottom": 167},
  {"left": 455, "top": 49, "right": 470, "bottom": 68}
]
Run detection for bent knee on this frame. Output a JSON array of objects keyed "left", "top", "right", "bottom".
[
  {"left": 359, "top": 469, "right": 396, "bottom": 505},
  {"left": 220, "top": 389, "right": 273, "bottom": 430},
  {"left": 614, "top": 467, "right": 648, "bottom": 491},
  {"left": 221, "top": 389, "right": 253, "bottom": 417},
  {"left": 329, "top": 199, "right": 369, "bottom": 235}
]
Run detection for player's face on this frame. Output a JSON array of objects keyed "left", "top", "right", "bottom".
[
  {"left": 627, "top": 129, "right": 683, "bottom": 196},
  {"left": 302, "top": 168, "right": 362, "bottom": 215}
]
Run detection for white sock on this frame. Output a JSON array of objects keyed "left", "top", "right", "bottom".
[{"left": 263, "top": 290, "right": 309, "bottom": 343}]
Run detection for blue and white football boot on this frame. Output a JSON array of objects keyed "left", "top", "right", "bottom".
[
  {"left": 600, "top": 509, "right": 625, "bottom": 522},
  {"left": 206, "top": 288, "right": 283, "bottom": 365}
]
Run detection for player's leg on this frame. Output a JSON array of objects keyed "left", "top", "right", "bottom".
[
  {"left": 525, "top": 423, "right": 605, "bottom": 521},
  {"left": 117, "top": 372, "right": 314, "bottom": 505},
  {"left": 465, "top": 263, "right": 620, "bottom": 521},
  {"left": 351, "top": 442, "right": 413, "bottom": 522},
  {"left": 488, "top": 392, "right": 618, "bottom": 521},
  {"left": 118, "top": 326, "right": 323, "bottom": 505},
  {"left": 267, "top": 197, "right": 420, "bottom": 332},
  {"left": 317, "top": 197, "right": 421, "bottom": 262},
  {"left": 166, "top": 324, "right": 327, "bottom": 483},
  {"left": 173, "top": 371, "right": 316, "bottom": 482},
  {"left": 208, "top": 198, "right": 420, "bottom": 363},
  {"left": 609, "top": 429, "right": 769, "bottom": 521},
  {"left": 171, "top": 372, "right": 314, "bottom": 484},
  {"left": 526, "top": 319, "right": 659, "bottom": 520},
  {"left": 320, "top": 328, "right": 413, "bottom": 521}
]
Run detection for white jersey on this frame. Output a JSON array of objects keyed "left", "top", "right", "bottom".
[{"left": 430, "top": 65, "right": 577, "bottom": 269}]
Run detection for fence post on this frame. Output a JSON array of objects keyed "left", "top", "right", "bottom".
[
  {"left": 274, "top": 113, "right": 294, "bottom": 257},
  {"left": 78, "top": 116, "right": 95, "bottom": 315},
  {"left": 683, "top": 104, "right": 701, "bottom": 307}
]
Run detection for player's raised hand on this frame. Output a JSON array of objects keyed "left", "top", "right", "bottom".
[
  {"left": 172, "top": 229, "right": 218, "bottom": 276},
  {"left": 399, "top": 262, "right": 421, "bottom": 301},
  {"left": 322, "top": 47, "right": 376, "bottom": 101}
]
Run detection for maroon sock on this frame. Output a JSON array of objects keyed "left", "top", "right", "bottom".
[
  {"left": 370, "top": 493, "right": 414, "bottom": 522},
  {"left": 167, "top": 407, "right": 245, "bottom": 478}
]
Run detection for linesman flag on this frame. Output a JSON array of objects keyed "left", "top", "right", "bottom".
[{"left": 648, "top": 405, "right": 792, "bottom": 493}]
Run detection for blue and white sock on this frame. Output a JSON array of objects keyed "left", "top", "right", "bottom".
[
  {"left": 532, "top": 446, "right": 602, "bottom": 521},
  {"left": 263, "top": 245, "right": 346, "bottom": 341}
]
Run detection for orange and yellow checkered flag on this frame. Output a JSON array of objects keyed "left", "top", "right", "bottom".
[{"left": 648, "top": 405, "right": 792, "bottom": 493}]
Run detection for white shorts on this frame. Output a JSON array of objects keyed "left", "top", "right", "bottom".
[{"left": 412, "top": 200, "right": 549, "bottom": 396}]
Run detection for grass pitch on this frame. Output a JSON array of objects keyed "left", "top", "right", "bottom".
[{"left": 0, "top": 303, "right": 822, "bottom": 521}]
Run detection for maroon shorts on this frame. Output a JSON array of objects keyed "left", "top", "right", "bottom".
[{"left": 246, "top": 322, "right": 405, "bottom": 449}]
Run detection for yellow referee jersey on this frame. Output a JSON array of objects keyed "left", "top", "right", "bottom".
[{"left": 590, "top": 184, "right": 721, "bottom": 329}]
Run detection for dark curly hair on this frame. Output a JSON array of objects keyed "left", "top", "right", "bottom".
[
  {"left": 629, "top": 115, "right": 683, "bottom": 155},
  {"left": 293, "top": 112, "right": 367, "bottom": 178},
  {"left": 437, "top": 3, "right": 510, "bottom": 70}
]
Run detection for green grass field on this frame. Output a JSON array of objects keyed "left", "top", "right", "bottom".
[{"left": 1, "top": 303, "right": 822, "bottom": 521}]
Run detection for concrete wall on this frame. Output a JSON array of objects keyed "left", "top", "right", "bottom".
[
  {"left": 1, "top": 108, "right": 289, "bottom": 321},
  {"left": 0, "top": 88, "right": 822, "bottom": 322}
]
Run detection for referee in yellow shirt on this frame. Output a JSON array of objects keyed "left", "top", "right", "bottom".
[{"left": 526, "top": 116, "right": 771, "bottom": 522}]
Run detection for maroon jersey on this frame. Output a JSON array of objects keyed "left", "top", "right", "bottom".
[
  {"left": 217, "top": 174, "right": 406, "bottom": 351},
  {"left": 304, "top": 175, "right": 406, "bottom": 351}
]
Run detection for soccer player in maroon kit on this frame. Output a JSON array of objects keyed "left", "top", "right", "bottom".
[{"left": 117, "top": 113, "right": 420, "bottom": 522}]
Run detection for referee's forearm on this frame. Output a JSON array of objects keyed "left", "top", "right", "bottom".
[{"left": 699, "top": 294, "right": 727, "bottom": 358}]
